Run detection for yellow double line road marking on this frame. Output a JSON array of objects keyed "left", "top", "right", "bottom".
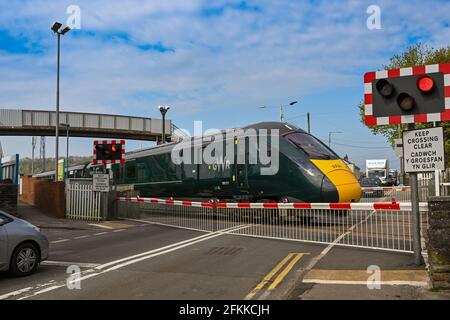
[{"left": 245, "top": 253, "right": 305, "bottom": 300}]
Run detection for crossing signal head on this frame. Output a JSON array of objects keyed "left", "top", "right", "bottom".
[
  {"left": 376, "top": 79, "right": 394, "bottom": 97},
  {"left": 417, "top": 75, "right": 434, "bottom": 93},
  {"left": 368, "top": 70, "right": 445, "bottom": 120},
  {"left": 397, "top": 93, "right": 415, "bottom": 111},
  {"left": 95, "top": 143, "right": 122, "bottom": 161}
]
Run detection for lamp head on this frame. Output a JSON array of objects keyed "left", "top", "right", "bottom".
[
  {"left": 60, "top": 24, "right": 71, "bottom": 35},
  {"left": 51, "top": 21, "right": 62, "bottom": 33}
]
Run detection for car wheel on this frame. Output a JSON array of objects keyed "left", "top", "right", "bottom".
[{"left": 10, "top": 242, "right": 40, "bottom": 276}]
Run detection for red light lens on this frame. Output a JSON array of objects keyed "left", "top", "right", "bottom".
[
  {"left": 112, "top": 146, "right": 117, "bottom": 152},
  {"left": 417, "top": 76, "right": 434, "bottom": 92}
]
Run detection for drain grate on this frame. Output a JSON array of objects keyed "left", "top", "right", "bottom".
[{"left": 206, "top": 247, "right": 243, "bottom": 256}]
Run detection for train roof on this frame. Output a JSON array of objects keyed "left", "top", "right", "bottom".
[
  {"left": 32, "top": 161, "right": 101, "bottom": 178},
  {"left": 30, "top": 122, "right": 307, "bottom": 170},
  {"left": 124, "top": 121, "right": 305, "bottom": 160}
]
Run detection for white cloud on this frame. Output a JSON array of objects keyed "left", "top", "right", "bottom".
[{"left": 0, "top": 0, "right": 449, "bottom": 162}]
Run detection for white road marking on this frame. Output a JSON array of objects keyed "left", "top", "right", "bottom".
[
  {"left": 93, "top": 232, "right": 108, "bottom": 236},
  {"left": 3, "top": 224, "right": 248, "bottom": 300},
  {"left": 73, "top": 235, "right": 90, "bottom": 240},
  {"left": 112, "top": 229, "right": 125, "bottom": 233},
  {"left": 301, "top": 279, "right": 428, "bottom": 287},
  {"left": 259, "top": 210, "right": 377, "bottom": 300},
  {"left": 0, "top": 287, "right": 34, "bottom": 300},
  {"left": 88, "top": 223, "right": 114, "bottom": 230},
  {"left": 41, "top": 261, "right": 100, "bottom": 268},
  {"left": 18, "top": 285, "right": 65, "bottom": 300},
  {"left": 51, "top": 239, "right": 69, "bottom": 244}
]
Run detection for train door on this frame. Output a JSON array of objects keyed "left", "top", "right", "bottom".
[{"left": 234, "top": 136, "right": 249, "bottom": 190}]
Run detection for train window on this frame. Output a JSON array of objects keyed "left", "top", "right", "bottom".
[
  {"left": 114, "top": 166, "right": 121, "bottom": 180},
  {"left": 285, "top": 133, "right": 339, "bottom": 160},
  {"left": 137, "top": 163, "right": 147, "bottom": 181},
  {"left": 126, "top": 165, "right": 136, "bottom": 179}
]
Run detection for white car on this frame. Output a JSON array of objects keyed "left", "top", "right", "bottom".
[{"left": 0, "top": 211, "right": 49, "bottom": 276}]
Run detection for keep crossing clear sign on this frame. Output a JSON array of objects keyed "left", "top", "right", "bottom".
[
  {"left": 403, "top": 127, "right": 446, "bottom": 173},
  {"left": 93, "top": 173, "right": 110, "bottom": 192}
]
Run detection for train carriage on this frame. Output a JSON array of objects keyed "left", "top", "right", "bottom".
[{"left": 112, "top": 122, "right": 362, "bottom": 203}]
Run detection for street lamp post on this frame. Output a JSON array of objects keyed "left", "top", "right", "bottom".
[
  {"left": 51, "top": 21, "right": 71, "bottom": 182},
  {"left": 158, "top": 106, "right": 170, "bottom": 144},
  {"left": 328, "top": 131, "right": 343, "bottom": 147},
  {"left": 259, "top": 101, "right": 298, "bottom": 122},
  {"left": 61, "top": 123, "right": 70, "bottom": 178}
]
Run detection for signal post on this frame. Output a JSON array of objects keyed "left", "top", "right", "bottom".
[{"left": 364, "top": 63, "right": 450, "bottom": 265}]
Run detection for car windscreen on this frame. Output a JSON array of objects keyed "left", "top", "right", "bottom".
[
  {"left": 368, "top": 170, "right": 386, "bottom": 178},
  {"left": 361, "top": 178, "right": 381, "bottom": 187},
  {"left": 285, "top": 132, "right": 339, "bottom": 160}
]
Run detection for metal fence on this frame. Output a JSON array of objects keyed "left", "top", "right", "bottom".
[
  {"left": 116, "top": 197, "right": 428, "bottom": 253},
  {"left": 66, "top": 179, "right": 108, "bottom": 221},
  {"left": 361, "top": 183, "right": 433, "bottom": 203}
]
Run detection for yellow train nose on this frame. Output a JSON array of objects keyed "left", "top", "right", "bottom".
[
  {"left": 325, "top": 169, "right": 362, "bottom": 202},
  {"left": 311, "top": 160, "right": 362, "bottom": 202}
]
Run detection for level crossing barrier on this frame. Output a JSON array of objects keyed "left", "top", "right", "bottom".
[{"left": 116, "top": 197, "right": 428, "bottom": 253}]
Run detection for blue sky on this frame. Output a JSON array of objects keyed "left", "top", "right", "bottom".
[{"left": 1, "top": 0, "right": 449, "bottom": 170}]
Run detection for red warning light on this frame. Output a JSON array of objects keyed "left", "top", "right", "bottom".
[
  {"left": 112, "top": 145, "right": 117, "bottom": 152},
  {"left": 417, "top": 76, "right": 434, "bottom": 93}
]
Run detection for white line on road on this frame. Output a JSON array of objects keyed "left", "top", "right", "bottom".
[
  {"left": 93, "top": 232, "right": 108, "bottom": 236},
  {"left": 0, "top": 287, "right": 34, "bottom": 300},
  {"left": 41, "top": 261, "right": 101, "bottom": 268},
  {"left": 51, "top": 239, "right": 70, "bottom": 244},
  {"left": 4, "top": 224, "right": 249, "bottom": 300},
  {"left": 73, "top": 235, "right": 90, "bottom": 240},
  {"left": 88, "top": 224, "right": 114, "bottom": 230},
  {"left": 112, "top": 229, "right": 125, "bottom": 233},
  {"left": 301, "top": 279, "right": 428, "bottom": 287}
]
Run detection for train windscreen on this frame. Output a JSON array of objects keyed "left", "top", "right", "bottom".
[{"left": 285, "top": 132, "right": 339, "bottom": 160}]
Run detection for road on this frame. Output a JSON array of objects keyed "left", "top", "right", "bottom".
[{"left": 0, "top": 214, "right": 427, "bottom": 300}]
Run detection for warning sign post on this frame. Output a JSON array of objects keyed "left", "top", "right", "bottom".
[{"left": 403, "top": 127, "right": 445, "bottom": 173}]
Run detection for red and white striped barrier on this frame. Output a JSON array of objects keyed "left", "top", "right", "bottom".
[
  {"left": 115, "top": 196, "right": 428, "bottom": 212},
  {"left": 361, "top": 186, "right": 411, "bottom": 192}
]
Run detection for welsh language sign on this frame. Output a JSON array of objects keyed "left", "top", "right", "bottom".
[
  {"left": 403, "top": 127, "right": 445, "bottom": 173},
  {"left": 93, "top": 173, "right": 110, "bottom": 192}
]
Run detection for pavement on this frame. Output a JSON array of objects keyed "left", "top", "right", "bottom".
[{"left": 0, "top": 202, "right": 448, "bottom": 300}]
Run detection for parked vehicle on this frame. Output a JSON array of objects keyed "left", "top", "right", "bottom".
[
  {"left": 360, "top": 177, "right": 384, "bottom": 198},
  {"left": 366, "top": 159, "right": 399, "bottom": 186},
  {"left": 0, "top": 211, "right": 48, "bottom": 276}
]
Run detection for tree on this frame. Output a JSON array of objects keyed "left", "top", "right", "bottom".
[{"left": 358, "top": 43, "right": 450, "bottom": 166}]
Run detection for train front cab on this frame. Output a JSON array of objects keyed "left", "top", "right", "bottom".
[{"left": 284, "top": 131, "right": 361, "bottom": 203}]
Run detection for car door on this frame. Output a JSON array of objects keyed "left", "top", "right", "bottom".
[{"left": 0, "top": 213, "right": 9, "bottom": 269}]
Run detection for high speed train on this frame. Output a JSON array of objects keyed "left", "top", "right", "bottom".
[
  {"left": 112, "top": 122, "right": 361, "bottom": 202},
  {"left": 112, "top": 122, "right": 362, "bottom": 203}
]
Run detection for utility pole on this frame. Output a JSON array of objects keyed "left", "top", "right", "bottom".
[
  {"left": 40, "top": 137, "right": 46, "bottom": 172},
  {"left": 307, "top": 112, "right": 311, "bottom": 133},
  {"left": 55, "top": 31, "right": 60, "bottom": 181},
  {"left": 31, "top": 137, "right": 36, "bottom": 175},
  {"left": 61, "top": 124, "right": 70, "bottom": 178},
  {"left": 159, "top": 106, "right": 170, "bottom": 144},
  {"left": 51, "top": 22, "right": 71, "bottom": 182}
]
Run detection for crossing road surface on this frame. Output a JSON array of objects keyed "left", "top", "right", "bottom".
[{"left": 0, "top": 218, "right": 420, "bottom": 300}]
